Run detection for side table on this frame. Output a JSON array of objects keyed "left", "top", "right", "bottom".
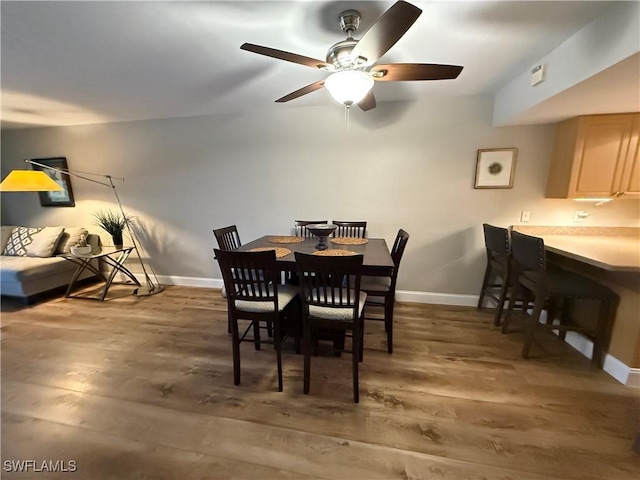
[{"left": 63, "top": 246, "right": 141, "bottom": 301}]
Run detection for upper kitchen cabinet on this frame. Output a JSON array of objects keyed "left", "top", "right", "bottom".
[{"left": 545, "top": 113, "right": 640, "bottom": 198}]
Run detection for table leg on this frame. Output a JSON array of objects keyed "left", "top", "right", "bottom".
[{"left": 99, "top": 250, "right": 140, "bottom": 301}]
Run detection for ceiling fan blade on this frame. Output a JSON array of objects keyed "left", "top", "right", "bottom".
[
  {"left": 241, "top": 43, "right": 330, "bottom": 70},
  {"left": 371, "top": 63, "right": 464, "bottom": 81},
  {"left": 358, "top": 91, "right": 376, "bottom": 111},
  {"left": 350, "top": 1, "right": 422, "bottom": 66},
  {"left": 275, "top": 80, "right": 326, "bottom": 103}
]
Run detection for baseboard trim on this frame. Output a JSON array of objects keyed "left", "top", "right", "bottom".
[
  {"left": 626, "top": 368, "right": 640, "bottom": 388},
  {"left": 154, "top": 275, "right": 223, "bottom": 289},
  {"left": 396, "top": 290, "right": 478, "bottom": 306},
  {"left": 151, "top": 276, "right": 637, "bottom": 386}
]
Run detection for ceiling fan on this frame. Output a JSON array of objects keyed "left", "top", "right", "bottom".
[{"left": 240, "top": 0, "right": 463, "bottom": 111}]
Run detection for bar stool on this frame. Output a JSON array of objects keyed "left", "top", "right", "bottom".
[
  {"left": 477, "top": 223, "right": 511, "bottom": 326},
  {"left": 501, "top": 231, "right": 616, "bottom": 367}
]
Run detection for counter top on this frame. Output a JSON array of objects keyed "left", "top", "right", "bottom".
[{"left": 512, "top": 226, "right": 640, "bottom": 273}]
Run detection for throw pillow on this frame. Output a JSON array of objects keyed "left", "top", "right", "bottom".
[
  {"left": 1, "top": 226, "right": 16, "bottom": 252},
  {"left": 25, "top": 226, "right": 66, "bottom": 258},
  {"left": 55, "top": 227, "right": 89, "bottom": 254},
  {"left": 3, "top": 226, "right": 43, "bottom": 256}
]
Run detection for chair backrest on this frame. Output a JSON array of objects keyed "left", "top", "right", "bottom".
[
  {"left": 509, "top": 231, "right": 547, "bottom": 292},
  {"left": 391, "top": 229, "right": 409, "bottom": 270},
  {"left": 332, "top": 221, "right": 367, "bottom": 238},
  {"left": 482, "top": 223, "right": 510, "bottom": 270},
  {"left": 295, "top": 252, "right": 364, "bottom": 319},
  {"left": 215, "top": 248, "right": 281, "bottom": 310},
  {"left": 294, "top": 220, "right": 328, "bottom": 237},
  {"left": 510, "top": 231, "right": 546, "bottom": 272},
  {"left": 213, "top": 225, "right": 242, "bottom": 251}
]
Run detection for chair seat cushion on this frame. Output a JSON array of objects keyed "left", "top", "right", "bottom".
[
  {"left": 359, "top": 275, "right": 392, "bottom": 293},
  {"left": 235, "top": 284, "right": 297, "bottom": 313},
  {"left": 547, "top": 270, "right": 614, "bottom": 299},
  {"left": 308, "top": 290, "right": 367, "bottom": 321}
]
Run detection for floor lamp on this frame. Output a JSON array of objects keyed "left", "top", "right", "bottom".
[{"left": 1, "top": 159, "right": 162, "bottom": 296}]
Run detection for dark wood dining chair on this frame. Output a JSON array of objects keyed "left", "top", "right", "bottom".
[
  {"left": 332, "top": 221, "right": 367, "bottom": 238},
  {"left": 359, "top": 229, "right": 409, "bottom": 354},
  {"left": 501, "top": 231, "right": 616, "bottom": 366},
  {"left": 213, "top": 225, "right": 242, "bottom": 251},
  {"left": 213, "top": 225, "right": 243, "bottom": 333},
  {"left": 215, "top": 248, "right": 300, "bottom": 392},
  {"left": 295, "top": 252, "right": 366, "bottom": 403},
  {"left": 477, "top": 223, "right": 511, "bottom": 326},
  {"left": 294, "top": 220, "right": 328, "bottom": 237}
]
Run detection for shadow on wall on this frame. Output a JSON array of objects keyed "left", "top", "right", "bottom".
[
  {"left": 127, "top": 217, "right": 211, "bottom": 278},
  {"left": 403, "top": 226, "right": 486, "bottom": 295}
]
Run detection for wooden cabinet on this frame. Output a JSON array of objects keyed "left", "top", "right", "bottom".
[{"left": 545, "top": 113, "right": 640, "bottom": 198}]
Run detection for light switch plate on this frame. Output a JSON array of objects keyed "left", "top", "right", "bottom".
[{"left": 520, "top": 210, "right": 531, "bottom": 222}]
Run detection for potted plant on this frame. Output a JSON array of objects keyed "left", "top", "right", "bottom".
[{"left": 93, "top": 209, "right": 128, "bottom": 248}]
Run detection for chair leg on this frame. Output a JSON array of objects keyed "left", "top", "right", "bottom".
[
  {"left": 227, "top": 310, "right": 232, "bottom": 334},
  {"left": 274, "top": 321, "right": 283, "bottom": 392},
  {"left": 352, "top": 327, "right": 360, "bottom": 404},
  {"left": 359, "top": 316, "right": 365, "bottom": 362},
  {"left": 384, "top": 297, "right": 394, "bottom": 354},
  {"left": 477, "top": 265, "right": 491, "bottom": 309},
  {"left": 253, "top": 320, "right": 261, "bottom": 350},
  {"left": 231, "top": 317, "right": 241, "bottom": 386},
  {"left": 303, "top": 323, "right": 311, "bottom": 395},
  {"left": 522, "top": 297, "right": 545, "bottom": 359}
]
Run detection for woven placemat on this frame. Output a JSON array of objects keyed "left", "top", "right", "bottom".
[
  {"left": 330, "top": 237, "right": 369, "bottom": 246},
  {"left": 248, "top": 247, "right": 292, "bottom": 258},
  {"left": 268, "top": 236, "right": 305, "bottom": 244},
  {"left": 313, "top": 249, "right": 358, "bottom": 256}
]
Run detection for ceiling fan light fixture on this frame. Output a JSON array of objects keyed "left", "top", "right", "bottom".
[{"left": 324, "top": 70, "right": 374, "bottom": 106}]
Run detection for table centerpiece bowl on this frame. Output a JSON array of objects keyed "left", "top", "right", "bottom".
[{"left": 307, "top": 224, "right": 338, "bottom": 250}]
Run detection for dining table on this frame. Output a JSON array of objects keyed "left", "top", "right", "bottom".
[{"left": 236, "top": 235, "right": 395, "bottom": 276}]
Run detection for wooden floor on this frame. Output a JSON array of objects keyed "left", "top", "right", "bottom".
[{"left": 1, "top": 285, "right": 639, "bottom": 480}]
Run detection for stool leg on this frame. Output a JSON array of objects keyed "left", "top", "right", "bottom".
[
  {"left": 501, "top": 278, "right": 521, "bottom": 334},
  {"left": 592, "top": 298, "right": 611, "bottom": 368},
  {"left": 477, "top": 264, "right": 491, "bottom": 309},
  {"left": 558, "top": 297, "right": 571, "bottom": 341},
  {"left": 522, "top": 296, "right": 545, "bottom": 359},
  {"left": 493, "top": 271, "right": 509, "bottom": 327}
]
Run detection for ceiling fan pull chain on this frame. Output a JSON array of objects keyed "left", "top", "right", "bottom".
[{"left": 344, "top": 104, "right": 351, "bottom": 128}]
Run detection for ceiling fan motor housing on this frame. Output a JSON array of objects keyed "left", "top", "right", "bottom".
[
  {"left": 326, "top": 10, "right": 364, "bottom": 68},
  {"left": 326, "top": 39, "right": 358, "bottom": 67},
  {"left": 339, "top": 10, "right": 360, "bottom": 34}
]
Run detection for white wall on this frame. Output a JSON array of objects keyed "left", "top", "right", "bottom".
[
  {"left": 2, "top": 95, "right": 639, "bottom": 297},
  {"left": 493, "top": 1, "right": 640, "bottom": 125}
]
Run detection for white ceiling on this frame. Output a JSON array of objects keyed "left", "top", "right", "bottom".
[{"left": 1, "top": 1, "right": 636, "bottom": 130}]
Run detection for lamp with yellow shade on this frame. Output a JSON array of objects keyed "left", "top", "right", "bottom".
[
  {"left": 0, "top": 159, "right": 162, "bottom": 297},
  {"left": 0, "top": 170, "right": 64, "bottom": 192}
]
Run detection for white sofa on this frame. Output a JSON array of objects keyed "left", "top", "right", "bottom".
[{"left": 0, "top": 226, "right": 101, "bottom": 303}]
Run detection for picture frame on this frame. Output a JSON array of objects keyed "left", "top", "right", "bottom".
[
  {"left": 31, "top": 157, "right": 76, "bottom": 207},
  {"left": 474, "top": 148, "right": 518, "bottom": 189}
]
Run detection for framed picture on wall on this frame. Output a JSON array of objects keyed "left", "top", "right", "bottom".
[
  {"left": 31, "top": 157, "right": 76, "bottom": 207},
  {"left": 474, "top": 148, "right": 518, "bottom": 189}
]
